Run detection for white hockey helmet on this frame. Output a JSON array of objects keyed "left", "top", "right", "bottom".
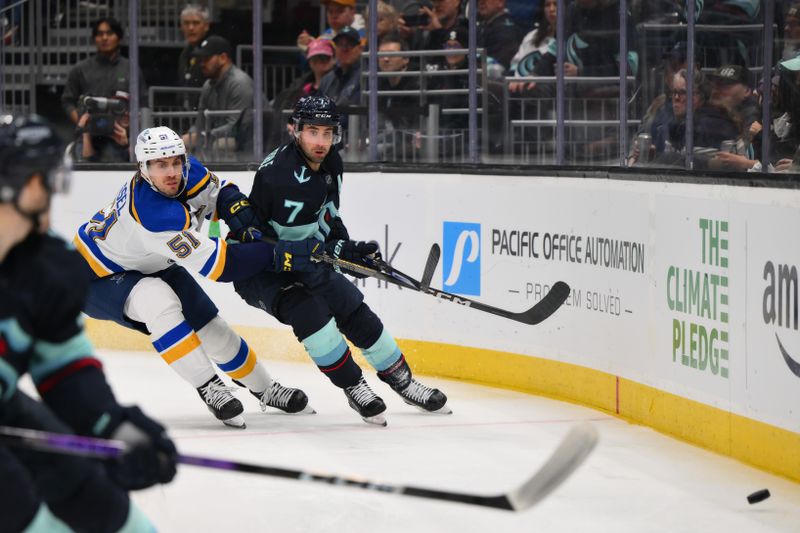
[{"left": 134, "top": 126, "right": 188, "bottom": 196}]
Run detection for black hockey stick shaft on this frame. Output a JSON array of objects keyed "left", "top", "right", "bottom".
[
  {"left": 0, "top": 423, "right": 597, "bottom": 512},
  {"left": 264, "top": 237, "right": 570, "bottom": 325}
]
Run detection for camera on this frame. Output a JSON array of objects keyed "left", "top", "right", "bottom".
[
  {"left": 80, "top": 95, "right": 127, "bottom": 137},
  {"left": 403, "top": 13, "right": 431, "bottom": 27}
]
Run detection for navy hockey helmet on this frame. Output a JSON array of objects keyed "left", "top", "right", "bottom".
[
  {"left": 0, "top": 114, "right": 68, "bottom": 204},
  {"left": 291, "top": 96, "right": 342, "bottom": 144}
]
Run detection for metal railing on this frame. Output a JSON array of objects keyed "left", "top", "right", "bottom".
[
  {"left": 503, "top": 76, "right": 641, "bottom": 165},
  {"left": 236, "top": 44, "right": 304, "bottom": 103}
]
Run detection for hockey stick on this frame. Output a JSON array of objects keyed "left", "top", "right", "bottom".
[
  {"left": 266, "top": 237, "right": 570, "bottom": 325},
  {"left": 418, "top": 243, "right": 441, "bottom": 292},
  {"left": 0, "top": 422, "right": 597, "bottom": 511}
]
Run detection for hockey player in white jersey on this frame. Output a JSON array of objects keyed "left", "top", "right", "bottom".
[{"left": 74, "top": 126, "right": 321, "bottom": 428}]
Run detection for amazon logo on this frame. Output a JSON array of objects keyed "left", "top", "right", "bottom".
[{"left": 762, "top": 261, "right": 800, "bottom": 378}]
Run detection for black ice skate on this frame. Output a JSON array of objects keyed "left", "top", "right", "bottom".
[
  {"left": 255, "top": 381, "right": 315, "bottom": 414},
  {"left": 197, "top": 376, "right": 246, "bottom": 429},
  {"left": 378, "top": 358, "right": 452, "bottom": 414},
  {"left": 343, "top": 376, "right": 387, "bottom": 426}
]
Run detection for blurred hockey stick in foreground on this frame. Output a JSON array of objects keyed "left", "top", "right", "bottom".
[{"left": 0, "top": 422, "right": 597, "bottom": 511}]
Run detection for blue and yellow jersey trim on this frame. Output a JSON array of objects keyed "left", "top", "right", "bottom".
[
  {"left": 73, "top": 223, "right": 123, "bottom": 278},
  {"left": 130, "top": 178, "right": 191, "bottom": 233},
  {"left": 183, "top": 155, "right": 219, "bottom": 200},
  {"left": 185, "top": 171, "right": 210, "bottom": 198},
  {"left": 198, "top": 237, "right": 228, "bottom": 281}
]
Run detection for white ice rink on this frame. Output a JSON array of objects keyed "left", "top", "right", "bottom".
[{"left": 89, "top": 351, "right": 800, "bottom": 533}]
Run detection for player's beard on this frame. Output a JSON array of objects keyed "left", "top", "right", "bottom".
[{"left": 300, "top": 142, "right": 329, "bottom": 164}]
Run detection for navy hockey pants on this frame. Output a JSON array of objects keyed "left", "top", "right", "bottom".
[{"left": 84, "top": 265, "right": 219, "bottom": 335}]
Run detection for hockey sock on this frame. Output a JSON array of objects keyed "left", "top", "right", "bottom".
[
  {"left": 124, "top": 278, "right": 215, "bottom": 388},
  {"left": 302, "top": 318, "right": 362, "bottom": 388},
  {"left": 336, "top": 303, "right": 401, "bottom": 371},
  {"left": 196, "top": 316, "right": 272, "bottom": 392},
  {"left": 150, "top": 321, "right": 215, "bottom": 387},
  {"left": 360, "top": 327, "right": 403, "bottom": 372}
]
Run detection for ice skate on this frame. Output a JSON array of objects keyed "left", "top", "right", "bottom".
[
  {"left": 343, "top": 376, "right": 387, "bottom": 426},
  {"left": 255, "top": 381, "right": 315, "bottom": 414},
  {"left": 197, "top": 376, "right": 246, "bottom": 428},
  {"left": 378, "top": 358, "right": 452, "bottom": 414}
]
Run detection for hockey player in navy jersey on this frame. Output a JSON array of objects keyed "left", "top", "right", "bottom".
[
  {"left": 232, "top": 96, "right": 450, "bottom": 426},
  {"left": 0, "top": 114, "right": 176, "bottom": 532},
  {"left": 75, "top": 126, "right": 320, "bottom": 428}
]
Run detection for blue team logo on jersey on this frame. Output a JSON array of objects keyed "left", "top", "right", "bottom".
[
  {"left": 442, "top": 222, "right": 480, "bottom": 296},
  {"left": 294, "top": 166, "right": 311, "bottom": 184}
]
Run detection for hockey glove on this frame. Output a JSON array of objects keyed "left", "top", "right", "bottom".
[
  {"left": 325, "top": 240, "right": 380, "bottom": 279},
  {"left": 106, "top": 406, "right": 178, "bottom": 490},
  {"left": 218, "top": 186, "right": 262, "bottom": 243},
  {"left": 274, "top": 238, "right": 324, "bottom": 273}
]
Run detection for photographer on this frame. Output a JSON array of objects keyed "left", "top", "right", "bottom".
[
  {"left": 61, "top": 17, "right": 146, "bottom": 161},
  {"left": 75, "top": 94, "right": 130, "bottom": 162}
]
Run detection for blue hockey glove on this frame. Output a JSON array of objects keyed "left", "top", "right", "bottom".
[
  {"left": 274, "top": 238, "right": 324, "bottom": 273},
  {"left": 105, "top": 406, "right": 178, "bottom": 490},
  {"left": 233, "top": 226, "right": 263, "bottom": 243},
  {"left": 219, "top": 187, "right": 262, "bottom": 242},
  {"left": 325, "top": 240, "right": 380, "bottom": 278}
]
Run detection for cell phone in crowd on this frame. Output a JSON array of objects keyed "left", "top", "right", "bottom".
[{"left": 403, "top": 13, "right": 431, "bottom": 27}]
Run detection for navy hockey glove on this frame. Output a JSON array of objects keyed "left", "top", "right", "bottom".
[
  {"left": 219, "top": 186, "right": 262, "bottom": 243},
  {"left": 106, "top": 406, "right": 178, "bottom": 490},
  {"left": 274, "top": 238, "right": 324, "bottom": 272},
  {"left": 325, "top": 240, "right": 380, "bottom": 278}
]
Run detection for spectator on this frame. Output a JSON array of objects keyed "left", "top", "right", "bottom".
[
  {"left": 476, "top": 0, "right": 525, "bottom": 71},
  {"left": 654, "top": 68, "right": 740, "bottom": 168},
  {"left": 177, "top": 3, "right": 211, "bottom": 109},
  {"left": 627, "top": 44, "right": 688, "bottom": 164},
  {"left": 783, "top": 3, "right": 800, "bottom": 60},
  {"left": 534, "top": 0, "right": 638, "bottom": 81},
  {"left": 708, "top": 64, "right": 760, "bottom": 136},
  {"left": 428, "top": 29, "right": 470, "bottom": 131},
  {"left": 686, "top": 0, "right": 763, "bottom": 68},
  {"left": 296, "top": 0, "right": 365, "bottom": 54},
  {"left": 377, "top": 32, "right": 421, "bottom": 157},
  {"left": 183, "top": 35, "right": 263, "bottom": 157},
  {"left": 61, "top": 17, "right": 146, "bottom": 162},
  {"left": 318, "top": 26, "right": 364, "bottom": 110},
  {"left": 273, "top": 39, "right": 337, "bottom": 140},
  {"left": 509, "top": 0, "right": 556, "bottom": 93},
  {"left": 365, "top": 1, "right": 402, "bottom": 47},
  {"left": 403, "top": 0, "right": 468, "bottom": 52}
]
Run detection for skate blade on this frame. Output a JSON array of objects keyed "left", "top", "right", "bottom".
[
  {"left": 299, "top": 405, "right": 317, "bottom": 414},
  {"left": 362, "top": 413, "right": 388, "bottom": 427},
  {"left": 404, "top": 399, "right": 453, "bottom": 415},
  {"left": 222, "top": 415, "right": 247, "bottom": 429}
]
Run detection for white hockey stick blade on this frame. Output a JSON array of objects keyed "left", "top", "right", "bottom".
[{"left": 505, "top": 422, "right": 599, "bottom": 511}]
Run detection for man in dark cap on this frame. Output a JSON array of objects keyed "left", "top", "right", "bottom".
[
  {"left": 183, "top": 35, "right": 265, "bottom": 158},
  {"left": 708, "top": 63, "right": 759, "bottom": 132},
  {"left": 318, "top": 26, "right": 364, "bottom": 110}
]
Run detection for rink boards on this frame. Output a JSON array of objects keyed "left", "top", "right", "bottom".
[{"left": 53, "top": 169, "right": 800, "bottom": 483}]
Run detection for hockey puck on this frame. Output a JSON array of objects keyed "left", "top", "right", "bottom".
[{"left": 747, "top": 489, "right": 770, "bottom": 504}]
